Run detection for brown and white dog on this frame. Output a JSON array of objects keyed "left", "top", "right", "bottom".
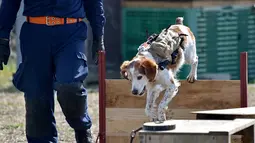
[{"left": 120, "top": 17, "right": 198, "bottom": 122}]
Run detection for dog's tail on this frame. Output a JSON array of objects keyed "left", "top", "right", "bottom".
[{"left": 176, "top": 17, "right": 184, "bottom": 25}]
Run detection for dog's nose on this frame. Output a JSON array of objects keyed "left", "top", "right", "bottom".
[{"left": 132, "top": 89, "right": 138, "bottom": 95}]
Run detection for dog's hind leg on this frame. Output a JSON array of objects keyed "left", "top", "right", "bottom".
[
  {"left": 157, "top": 82, "right": 179, "bottom": 122},
  {"left": 185, "top": 44, "right": 198, "bottom": 83}
]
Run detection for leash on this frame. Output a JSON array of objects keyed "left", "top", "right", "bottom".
[
  {"left": 95, "top": 133, "right": 99, "bottom": 143},
  {"left": 130, "top": 126, "right": 143, "bottom": 143},
  {"left": 95, "top": 127, "right": 143, "bottom": 143}
]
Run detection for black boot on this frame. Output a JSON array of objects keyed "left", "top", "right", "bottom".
[{"left": 75, "top": 129, "right": 93, "bottom": 143}]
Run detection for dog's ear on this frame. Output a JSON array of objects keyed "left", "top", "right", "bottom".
[
  {"left": 139, "top": 59, "right": 158, "bottom": 82},
  {"left": 120, "top": 60, "right": 131, "bottom": 80}
]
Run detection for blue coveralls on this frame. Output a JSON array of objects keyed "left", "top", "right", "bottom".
[{"left": 0, "top": 0, "right": 105, "bottom": 142}]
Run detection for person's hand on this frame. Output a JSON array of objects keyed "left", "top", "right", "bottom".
[
  {"left": 91, "top": 35, "right": 105, "bottom": 65},
  {"left": 0, "top": 38, "right": 10, "bottom": 70}
]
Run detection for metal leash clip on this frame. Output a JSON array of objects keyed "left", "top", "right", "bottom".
[{"left": 130, "top": 126, "right": 143, "bottom": 143}]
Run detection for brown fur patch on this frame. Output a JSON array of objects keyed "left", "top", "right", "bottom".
[
  {"left": 120, "top": 56, "right": 158, "bottom": 82},
  {"left": 187, "top": 27, "right": 195, "bottom": 41},
  {"left": 141, "top": 59, "right": 158, "bottom": 82},
  {"left": 133, "top": 58, "right": 158, "bottom": 82},
  {"left": 120, "top": 60, "right": 131, "bottom": 80}
]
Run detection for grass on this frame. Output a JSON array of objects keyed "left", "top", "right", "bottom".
[{"left": 0, "top": 58, "right": 17, "bottom": 92}]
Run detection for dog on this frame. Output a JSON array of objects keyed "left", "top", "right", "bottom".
[{"left": 120, "top": 17, "right": 198, "bottom": 122}]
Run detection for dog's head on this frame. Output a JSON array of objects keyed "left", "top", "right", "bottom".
[{"left": 120, "top": 57, "right": 158, "bottom": 96}]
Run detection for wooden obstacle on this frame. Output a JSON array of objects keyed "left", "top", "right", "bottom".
[
  {"left": 193, "top": 106, "right": 255, "bottom": 120},
  {"left": 105, "top": 80, "right": 245, "bottom": 143},
  {"left": 139, "top": 118, "right": 255, "bottom": 143},
  {"left": 97, "top": 52, "right": 248, "bottom": 143}
]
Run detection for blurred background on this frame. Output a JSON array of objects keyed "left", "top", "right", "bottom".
[{"left": 0, "top": 0, "right": 255, "bottom": 142}]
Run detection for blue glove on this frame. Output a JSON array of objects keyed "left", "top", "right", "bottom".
[
  {"left": 91, "top": 35, "right": 105, "bottom": 65},
  {"left": 0, "top": 38, "right": 10, "bottom": 70}
]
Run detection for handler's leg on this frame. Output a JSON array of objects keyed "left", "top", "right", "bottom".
[
  {"left": 53, "top": 22, "right": 92, "bottom": 143},
  {"left": 12, "top": 22, "right": 58, "bottom": 143}
]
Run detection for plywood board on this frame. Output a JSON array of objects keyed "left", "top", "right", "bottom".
[
  {"left": 106, "top": 136, "right": 139, "bottom": 143},
  {"left": 140, "top": 134, "right": 230, "bottom": 143},
  {"left": 140, "top": 119, "right": 255, "bottom": 135},
  {"left": 105, "top": 135, "right": 242, "bottom": 143},
  {"left": 106, "top": 80, "right": 241, "bottom": 109},
  {"left": 106, "top": 108, "right": 208, "bottom": 135},
  {"left": 192, "top": 107, "right": 255, "bottom": 116},
  {"left": 106, "top": 108, "right": 198, "bottom": 120}
]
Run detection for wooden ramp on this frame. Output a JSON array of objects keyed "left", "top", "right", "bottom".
[{"left": 105, "top": 79, "right": 242, "bottom": 143}]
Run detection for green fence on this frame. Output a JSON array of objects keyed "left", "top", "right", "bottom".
[{"left": 121, "top": 5, "right": 255, "bottom": 82}]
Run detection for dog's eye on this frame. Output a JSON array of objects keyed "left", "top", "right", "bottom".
[{"left": 137, "top": 76, "right": 142, "bottom": 80}]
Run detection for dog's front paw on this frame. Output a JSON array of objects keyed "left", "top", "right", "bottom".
[
  {"left": 187, "top": 74, "right": 197, "bottom": 83},
  {"left": 149, "top": 118, "right": 159, "bottom": 122},
  {"left": 157, "top": 109, "right": 166, "bottom": 122}
]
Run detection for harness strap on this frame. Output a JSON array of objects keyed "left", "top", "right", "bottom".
[{"left": 179, "top": 36, "right": 185, "bottom": 50}]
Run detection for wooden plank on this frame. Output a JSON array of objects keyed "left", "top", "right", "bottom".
[
  {"left": 139, "top": 119, "right": 255, "bottom": 135},
  {"left": 106, "top": 109, "right": 255, "bottom": 135},
  {"left": 106, "top": 136, "right": 139, "bottom": 143},
  {"left": 106, "top": 108, "right": 199, "bottom": 120},
  {"left": 106, "top": 80, "right": 241, "bottom": 109},
  {"left": 138, "top": 118, "right": 253, "bottom": 143},
  {"left": 192, "top": 107, "right": 255, "bottom": 116},
  {"left": 242, "top": 125, "right": 255, "bottom": 143},
  {"left": 212, "top": 119, "right": 255, "bottom": 135},
  {"left": 106, "top": 135, "right": 242, "bottom": 143},
  {"left": 139, "top": 134, "right": 230, "bottom": 143},
  {"left": 106, "top": 108, "right": 200, "bottom": 135}
]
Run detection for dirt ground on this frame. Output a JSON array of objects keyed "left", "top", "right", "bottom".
[
  {"left": 0, "top": 84, "right": 254, "bottom": 143},
  {"left": 0, "top": 85, "right": 99, "bottom": 143}
]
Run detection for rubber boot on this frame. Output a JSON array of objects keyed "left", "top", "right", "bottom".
[{"left": 75, "top": 129, "right": 93, "bottom": 143}]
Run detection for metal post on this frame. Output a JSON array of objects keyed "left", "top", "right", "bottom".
[
  {"left": 240, "top": 52, "right": 248, "bottom": 107},
  {"left": 99, "top": 50, "right": 106, "bottom": 143}
]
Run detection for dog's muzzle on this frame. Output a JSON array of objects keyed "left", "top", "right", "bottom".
[{"left": 132, "top": 86, "right": 146, "bottom": 96}]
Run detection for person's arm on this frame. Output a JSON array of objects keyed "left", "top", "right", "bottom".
[
  {"left": 0, "top": 0, "right": 22, "bottom": 40},
  {"left": 83, "top": 0, "right": 106, "bottom": 39}
]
